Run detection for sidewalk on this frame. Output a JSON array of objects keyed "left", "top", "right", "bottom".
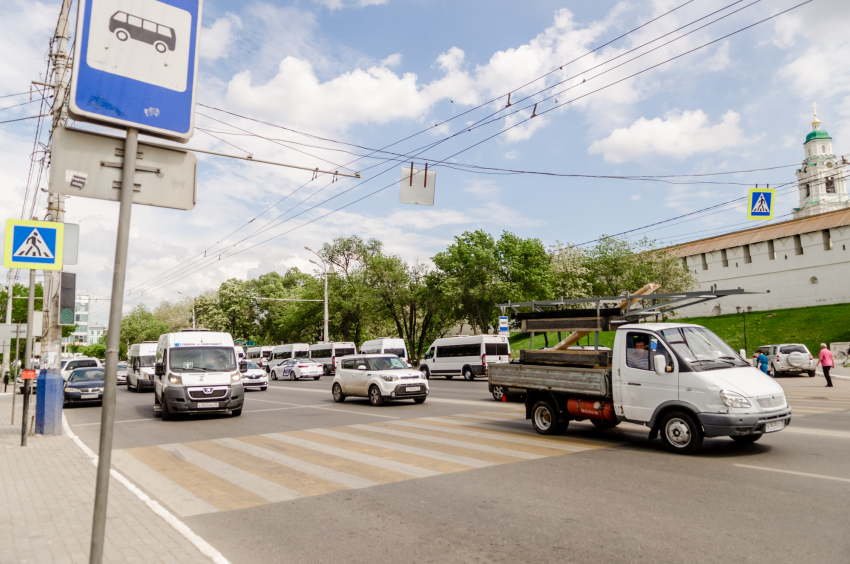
[{"left": 0, "top": 393, "right": 217, "bottom": 564}]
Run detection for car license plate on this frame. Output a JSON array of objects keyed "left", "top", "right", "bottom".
[
  {"left": 765, "top": 420, "right": 785, "bottom": 432},
  {"left": 406, "top": 386, "right": 421, "bottom": 392},
  {"left": 197, "top": 402, "right": 219, "bottom": 408},
  {"left": 81, "top": 394, "right": 98, "bottom": 400}
]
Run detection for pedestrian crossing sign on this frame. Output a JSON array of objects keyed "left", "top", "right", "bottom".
[
  {"left": 4, "top": 219, "right": 64, "bottom": 270},
  {"left": 747, "top": 188, "right": 775, "bottom": 220}
]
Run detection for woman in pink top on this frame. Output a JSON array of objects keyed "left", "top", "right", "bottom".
[{"left": 816, "top": 344, "right": 834, "bottom": 387}]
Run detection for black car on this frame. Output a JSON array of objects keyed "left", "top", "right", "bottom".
[{"left": 64, "top": 368, "right": 105, "bottom": 405}]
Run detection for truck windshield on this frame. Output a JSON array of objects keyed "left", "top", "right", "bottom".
[
  {"left": 659, "top": 327, "right": 749, "bottom": 371},
  {"left": 139, "top": 355, "right": 156, "bottom": 367},
  {"left": 170, "top": 347, "right": 236, "bottom": 372}
]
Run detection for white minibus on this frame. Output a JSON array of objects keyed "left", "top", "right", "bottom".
[
  {"left": 359, "top": 338, "right": 410, "bottom": 364},
  {"left": 419, "top": 334, "right": 510, "bottom": 380},
  {"left": 127, "top": 341, "right": 158, "bottom": 392},
  {"left": 154, "top": 330, "right": 243, "bottom": 420},
  {"left": 268, "top": 343, "right": 310, "bottom": 372},
  {"left": 309, "top": 341, "right": 357, "bottom": 375},
  {"left": 246, "top": 346, "right": 275, "bottom": 372}
]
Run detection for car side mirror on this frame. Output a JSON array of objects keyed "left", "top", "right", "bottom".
[
  {"left": 357, "top": 365, "right": 367, "bottom": 371},
  {"left": 239, "top": 363, "right": 248, "bottom": 373},
  {"left": 653, "top": 355, "right": 667, "bottom": 377},
  {"left": 155, "top": 362, "right": 164, "bottom": 377}
]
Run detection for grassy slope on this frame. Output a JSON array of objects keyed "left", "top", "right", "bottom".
[{"left": 508, "top": 302, "right": 850, "bottom": 357}]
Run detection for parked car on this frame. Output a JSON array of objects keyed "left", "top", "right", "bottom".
[
  {"left": 60, "top": 357, "right": 101, "bottom": 381},
  {"left": 272, "top": 358, "right": 323, "bottom": 381},
  {"left": 768, "top": 344, "right": 816, "bottom": 377},
  {"left": 753, "top": 345, "right": 772, "bottom": 367},
  {"left": 239, "top": 361, "right": 268, "bottom": 391},
  {"left": 332, "top": 354, "right": 429, "bottom": 406},
  {"left": 64, "top": 368, "right": 105, "bottom": 406},
  {"left": 116, "top": 362, "right": 128, "bottom": 385}
]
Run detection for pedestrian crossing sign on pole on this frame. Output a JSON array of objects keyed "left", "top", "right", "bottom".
[
  {"left": 4, "top": 219, "right": 64, "bottom": 270},
  {"left": 747, "top": 188, "right": 775, "bottom": 220}
]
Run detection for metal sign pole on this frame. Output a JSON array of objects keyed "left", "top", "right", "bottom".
[
  {"left": 10, "top": 324, "right": 19, "bottom": 425},
  {"left": 89, "top": 127, "right": 137, "bottom": 564},
  {"left": 21, "top": 270, "right": 36, "bottom": 446}
]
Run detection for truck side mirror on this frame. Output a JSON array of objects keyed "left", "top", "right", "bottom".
[
  {"left": 653, "top": 355, "right": 667, "bottom": 377},
  {"left": 155, "top": 362, "right": 164, "bottom": 377}
]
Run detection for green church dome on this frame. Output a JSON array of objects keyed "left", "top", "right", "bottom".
[{"left": 805, "top": 129, "right": 831, "bottom": 144}]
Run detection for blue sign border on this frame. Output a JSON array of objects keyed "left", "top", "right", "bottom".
[{"left": 70, "top": 0, "right": 202, "bottom": 140}]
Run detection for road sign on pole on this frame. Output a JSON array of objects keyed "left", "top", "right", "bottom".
[
  {"left": 69, "top": 0, "right": 204, "bottom": 142},
  {"left": 4, "top": 220, "right": 65, "bottom": 271},
  {"left": 499, "top": 316, "right": 509, "bottom": 333},
  {"left": 49, "top": 127, "right": 197, "bottom": 210},
  {"left": 747, "top": 187, "right": 775, "bottom": 220}
]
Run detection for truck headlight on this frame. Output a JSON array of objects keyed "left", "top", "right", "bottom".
[
  {"left": 168, "top": 375, "right": 182, "bottom": 385},
  {"left": 380, "top": 375, "right": 398, "bottom": 382},
  {"left": 720, "top": 390, "right": 751, "bottom": 408},
  {"left": 231, "top": 372, "right": 241, "bottom": 382}
]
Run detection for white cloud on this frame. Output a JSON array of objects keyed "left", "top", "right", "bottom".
[
  {"left": 381, "top": 53, "right": 402, "bottom": 67},
  {"left": 200, "top": 14, "right": 242, "bottom": 61},
  {"left": 312, "top": 0, "right": 388, "bottom": 11},
  {"left": 631, "top": 194, "right": 641, "bottom": 200},
  {"left": 588, "top": 109, "right": 756, "bottom": 163},
  {"left": 504, "top": 150, "right": 519, "bottom": 160}
]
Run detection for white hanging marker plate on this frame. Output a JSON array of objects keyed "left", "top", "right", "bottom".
[{"left": 399, "top": 166, "right": 436, "bottom": 206}]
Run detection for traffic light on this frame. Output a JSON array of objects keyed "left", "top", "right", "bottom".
[{"left": 59, "top": 272, "right": 76, "bottom": 326}]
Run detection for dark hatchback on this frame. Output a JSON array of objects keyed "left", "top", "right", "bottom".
[{"left": 64, "top": 368, "right": 105, "bottom": 405}]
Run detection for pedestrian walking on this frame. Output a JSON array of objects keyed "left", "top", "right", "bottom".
[
  {"left": 756, "top": 350, "right": 769, "bottom": 374},
  {"left": 815, "top": 343, "right": 834, "bottom": 387}
]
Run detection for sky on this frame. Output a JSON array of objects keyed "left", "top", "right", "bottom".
[{"left": 0, "top": 0, "right": 848, "bottom": 325}]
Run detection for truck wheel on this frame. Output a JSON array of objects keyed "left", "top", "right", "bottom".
[
  {"left": 730, "top": 434, "right": 763, "bottom": 444},
  {"left": 420, "top": 367, "right": 430, "bottom": 380},
  {"left": 369, "top": 385, "right": 385, "bottom": 406},
  {"left": 807, "top": 370, "right": 816, "bottom": 378},
  {"left": 660, "top": 411, "right": 703, "bottom": 454},
  {"left": 492, "top": 386, "right": 506, "bottom": 401},
  {"left": 463, "top": 367, "right": 475, "bottom": 381},
  {"left": 531, "top": 401, "right": 567, "bottom": 435},
  {"left": 332, "top": 383, "right": 346, "bottom": 403},
  {"left": 161, "top": 399, "right": 174, "bottom": 421},
  {"left": 591, "top": 419, "right": 620, "bottom": 430}
]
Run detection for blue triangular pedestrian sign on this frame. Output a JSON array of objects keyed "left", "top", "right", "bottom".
[
  {"left": 13, "top": 229, "right": 54, "bottom": 259},
  {"left": 4, "top": 220, "right": 64, "bottom": 270},
  {"left": 747, "top": 188, "right": 774, "bottom": 220}
]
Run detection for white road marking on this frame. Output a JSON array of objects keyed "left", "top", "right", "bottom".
[
  {"left": 306, "top": 428, "right": 495, "bottom": 468},
  {"left": 264, "top": 385, "right": 517, "bottom": 407},
  {"left": 348, "top": 424, "right": 542, "bottom": 460},
  {"left": 216, "top": 438, "right": 377, "bottom": 489},
  {"left": 263, "top": 433, "right": 440, "bottom": 478},
  {"left": 783, "top": 427, "right": 850, "bottom": 439},
  {"left": 62, "top": 415, "right": 230, "bottom": 564},
  {"left": 390, "top": 420, "right": 589, "bottom": 452},
  {"left": 110, "top": 450, "right": 219, "bottom": 517},
  {"left": 159, "top": 443, "right": 303, "bottom": 503},
  {"left": 736, "top": 464, "right": 850, "bottom": 483}
]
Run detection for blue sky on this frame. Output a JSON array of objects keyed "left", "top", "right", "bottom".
[{"left": 0, "top": 0, "right": 847, "bottom": 323}]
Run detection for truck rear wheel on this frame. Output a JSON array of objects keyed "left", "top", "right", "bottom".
[
  {"left": 660, "top": 411, "right": 703, "bottom": 454},
  {"left": 531, "top": 401, "right": 567, "bottom": 435},
  {"left": 492, "top": 386, "right": 506, "bottom": 401}
]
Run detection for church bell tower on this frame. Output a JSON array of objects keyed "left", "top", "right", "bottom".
[{"left": 794, "top": 104, "right": 849, "bottom": 219}]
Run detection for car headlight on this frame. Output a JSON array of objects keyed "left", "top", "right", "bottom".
[
  {"left": 380, "top": 374, "right": 398, "bottom": 382},
  {"left": 231, "top": 372, "right": 241, "bottom": 382},
  {"left": 168, "top": 375, "right": 182, "bottom": 385},
  {"left": 65, "top": 388, "right": 78, "bottom": 394},
  {"left": 720, "top": 390, "right": 751, "bottom": 408}
]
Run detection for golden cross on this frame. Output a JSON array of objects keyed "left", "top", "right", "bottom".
[{"left": 812, "top": 102, "right": 818, "bottom": 117}]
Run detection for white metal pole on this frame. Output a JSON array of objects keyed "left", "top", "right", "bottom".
[
  {"left": 323, "top": 268, "right": 329, "bottom": 343},
  {"left": 192, "top": 298, "right": 195, "bottom": 329},
  {"left": 89, "top": 127, "right": 137, "bottom": 564},
  {"left": 21, "top": 269, "right": 36, "bottom": 446},
  {"left": 2, "top": 270, "right": 14, "bottom": 389}
]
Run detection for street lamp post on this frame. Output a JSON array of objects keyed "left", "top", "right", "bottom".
[
  {"left": 305, "top": 247, "right": 332, "bottom": 343},
  {"left": 177, "top": 292, "right": 195, "bottom": 329}
]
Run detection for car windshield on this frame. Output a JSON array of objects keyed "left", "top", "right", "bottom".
[
  {"left": 61, "top": 360, "right": 68, "bottom": 368},
  {"left": 118, "top": 363, "right": 127, "bottom": 369},
  {"left": 139, "top": 355, "right": 156, "bottom": 367},
  {"left": 246, "top": 361, "right": 260, "bottom": 369},
  {"left": 169, "top": 347, "right": 236, "bottom": 372},
  {"left": 659, "top": 327, "right": 750, "bottom": 371},
  {"left": 69, "top": 368, "right": 104, "bottom": 382},
  {"left": 780, "top": 345, "right": 808, "bottom": 354},
  {"left": 368, "top": 356, "right": 408, "bottom": 370}
]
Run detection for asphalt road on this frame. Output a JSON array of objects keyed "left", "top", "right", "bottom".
[{"left": 64, "top": 375, "right": 850, "bottom": 564}]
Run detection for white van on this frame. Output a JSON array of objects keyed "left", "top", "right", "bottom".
[
  {"left": 234, "top": 346, "right": 246, "bottom": 361},
  {"left": 268, "top": 343, "right": 310, "bottom": 373},
  {"left": 127, "top": 341, "right": 158, "bottom": 392},
  {"left": 419, "top": 335, "right": 510, "bottom": 380},
  {"left": 153, "top": 330, "right": 243, "bottom": 420},
  {"left": 310, "top": 342, "right": 357, "bottom": 375},
  {"left": 246, "top": 346, "right": 275, "bottom": 372},
  {"left": 359, "top": 338, "right": 410, "bottom": 364}
]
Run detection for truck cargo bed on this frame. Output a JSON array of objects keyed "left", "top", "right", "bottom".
[{"left": 489, "top": 363, "right": 611, "bottom": 398}]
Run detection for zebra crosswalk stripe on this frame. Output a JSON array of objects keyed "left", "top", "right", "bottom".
[{"left": 390, "top": 420, "right": 591, "bottom": 452}]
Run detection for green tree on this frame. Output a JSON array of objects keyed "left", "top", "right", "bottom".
[
  {"left": 154, "top": 299, "right": 193, "bottom": 332},
  {"left": 0, "top": 282, "right": 44, "bottom": 323},
  {"left": 121, "top": 304, "right": 169, "bottom": 352}
]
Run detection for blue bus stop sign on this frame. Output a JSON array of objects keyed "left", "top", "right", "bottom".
[{"left": 70, "top": 0, "right": 203, "bottom": 141}]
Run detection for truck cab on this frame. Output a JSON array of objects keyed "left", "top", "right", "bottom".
[{"left": 153, "top": 331, "right": 244, "bottom": 420}]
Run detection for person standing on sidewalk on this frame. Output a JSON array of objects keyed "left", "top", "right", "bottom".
[{"left": 816, "top": 343, "right": 834, "bottom": 387}]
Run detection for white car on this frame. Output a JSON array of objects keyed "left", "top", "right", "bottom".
[
  {"left": 272, "top": 358, "right": 323, "bottom": 381},
  {"left": 767, "top": 344, "right": 816, "bottom": 377},
  {"left": 332, "top": 354, "right": 429, "bottom": 406},
  {"left": 60, "top": 357, "right": 101, "bottom": 381},
  {"left": 239, "top": 361, "right": 268, "bottom": 391}
]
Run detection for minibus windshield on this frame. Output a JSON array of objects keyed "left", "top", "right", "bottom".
[
  {"left": 659, "top": 327, "right": 749, "bottom": 371},
  {"left": 170, "top": 347, "right": 236, "bottom": 372},
  {"left": 139, "top": 355, "right": 156, "bottom": 367}
]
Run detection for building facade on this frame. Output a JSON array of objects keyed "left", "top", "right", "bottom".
[
  {"left": 668, "top": 109, "right": 850, "bottom": 317},
  {"left": 61, "top": 293, "right": 90, "bottom": 347}
]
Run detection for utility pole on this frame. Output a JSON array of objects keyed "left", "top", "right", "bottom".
[
  {"left": 21, "top": 269, "right": 36, "bottom": 446},
  {"left": 177, "top": 291, "right": 195, "bottom": 329},
  {"left": 305, "top": 247, "right": 332, "bottom": 343},
  {"left": 43, "top": 0, "right": 72, "bottom": 372}
]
